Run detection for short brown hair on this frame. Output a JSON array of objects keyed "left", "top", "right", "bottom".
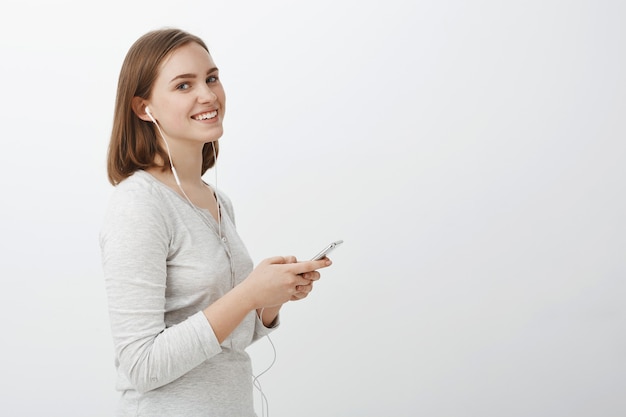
[{"left": 107, "top": 28, "right": 219, "bottom": 185}]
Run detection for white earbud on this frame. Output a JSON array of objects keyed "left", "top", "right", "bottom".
[
  {"left": 145, "top": 105, "right": 183, "bottom": 188},
  {"left": 145, "top": 106, "right": 156, "bottom": 123}
]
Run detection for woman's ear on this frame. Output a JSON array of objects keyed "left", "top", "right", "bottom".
[{"left": 131, "top": 97, "right": 152, "bottom": 122}]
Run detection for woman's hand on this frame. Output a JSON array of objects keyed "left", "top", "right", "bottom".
[
  {"left": 203, "top": 255, "right": 331, "bottom": 342},
  {"left": 241, "top": 256, "right": 331, "bottom": 309}
]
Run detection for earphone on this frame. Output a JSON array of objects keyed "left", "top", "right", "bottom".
[
  {"left": 144, "top": 105, "right": 222, "bottom": 237},
  {"left": 145, "top": 106, "right": 182, "bottom": 187},
  {"left": 253, "top": 309, "right": 277, "bottom": 417},
  {"left": 145, "top": 105, "right": 273, "bottom": 415}
]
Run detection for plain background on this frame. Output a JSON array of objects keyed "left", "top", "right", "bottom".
[{"left": 0, "top": 0, "right": 624, "bottom": 416}]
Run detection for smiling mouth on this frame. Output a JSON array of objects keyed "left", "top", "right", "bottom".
[{"left": 193, "top": 110, "right": 218, "bottom": 121}]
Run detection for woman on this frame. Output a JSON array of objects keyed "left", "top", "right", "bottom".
[{"left": 100, "top": 28, "right": 331, "bottom": 417}]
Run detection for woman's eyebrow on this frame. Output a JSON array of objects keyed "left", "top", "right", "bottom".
[{"left": 170, "top": 67, "right": 219, "bottom": 83}]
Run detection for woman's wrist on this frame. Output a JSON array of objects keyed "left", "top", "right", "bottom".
[{"left": 258, "top": 305, "right": 281, "bottom": 327}]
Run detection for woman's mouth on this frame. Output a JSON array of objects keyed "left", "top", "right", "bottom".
[{"left": 192, "top": 110, "right": 218, "bottom": 121}]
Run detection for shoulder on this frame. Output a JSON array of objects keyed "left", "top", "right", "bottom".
[
  {"left": 113, "top": 170, "right": 162, "bottom": 196},
  {"left": 109, "top": 171, "right": 170, "bottom": 207},
  {"left": 102, "top": 171, "right": 172, "bottom": 233}
]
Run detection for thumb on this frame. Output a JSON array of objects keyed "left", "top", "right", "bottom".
[{"left": 262, "top": 256, "right": 288, "bottom": 266}]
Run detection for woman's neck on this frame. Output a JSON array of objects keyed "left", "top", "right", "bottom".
[{"left": 154, "top": 141, "right": 205, "bottom": 187}]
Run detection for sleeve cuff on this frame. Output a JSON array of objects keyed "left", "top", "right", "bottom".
[
  {"left": 188, "top": 310, "right": 223, "bottom": 358},
  {"left": 253, "top": 312, "right": 280, "bottom": 341}
]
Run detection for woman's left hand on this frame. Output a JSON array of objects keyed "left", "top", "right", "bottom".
[{"left": 292, "top": 268, "right": 321, "bottom": 301}]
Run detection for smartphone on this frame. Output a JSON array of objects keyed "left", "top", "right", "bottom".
[{"left": 311, "top": 240, "right": 344, "bottom": 261}]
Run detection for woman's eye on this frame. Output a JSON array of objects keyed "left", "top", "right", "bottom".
[
  {"left": 176, "top": 82, "right": 190, "bottom": 90},
  {"left": 207, "top": 76, "right": 218, "bottom": 83}
]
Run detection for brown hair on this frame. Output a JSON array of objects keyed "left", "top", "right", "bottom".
[{"left": 107, "top": 28, "right": 219, "bottom": 185}]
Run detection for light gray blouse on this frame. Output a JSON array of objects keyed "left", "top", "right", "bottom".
[{"left": 100, "top": 170, "right": 274, "bottom": 417}]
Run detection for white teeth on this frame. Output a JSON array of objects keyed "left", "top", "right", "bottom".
[{"left": 194, "top": 111, "right": 217, "bottom": 120}]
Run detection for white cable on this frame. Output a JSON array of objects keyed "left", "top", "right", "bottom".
[
  {"left": 151, "top": 118, "right": 222, "bottom": 238},
  {"left": 210, "top": 142, "right": 222, "bottom": 238},
  {"left": 151, "top": 120, "right": 195, "bottom": 205},
  {"left": 253, "top": 309, "right": 277, "bottom": 417}
]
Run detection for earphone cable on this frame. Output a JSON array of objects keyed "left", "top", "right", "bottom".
[
  {"left": 211, "top": 141, "right": 222, "bottom": 238},
  {"left": 253, "top": 308, "right": 277, "bottom": 417},
  {"left": 149, "top": 115, "right": 222, "bottom": 238}
]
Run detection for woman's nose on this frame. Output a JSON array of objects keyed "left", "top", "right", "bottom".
[{"left": 199, "top": 84, "right": 218, "bottom": 103}]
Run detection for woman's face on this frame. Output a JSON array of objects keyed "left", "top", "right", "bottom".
[{"left": 147, "top": 42, "right": 225, "bottom": 146}]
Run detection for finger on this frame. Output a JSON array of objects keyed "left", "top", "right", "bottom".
[
  {"left": 291, "top": 291, "right": 309, "bottom": 301},
  {"left": 291, "top": 258, "right": 332, "bottom": 274},
  {"left": 301, "top": 271, "right": 321, "bottom": 281},
  {"left": 293, "top": 274, "right": 319, "bottom": 289},
  {"left": 284, "top": 255, "right": 297, "bottom": 263},
  {"left": 263, "top": 256, "right": 288, "bottom": 265},
  {"left": 295, "top": 283, "right": 313, "bottom": 293}
]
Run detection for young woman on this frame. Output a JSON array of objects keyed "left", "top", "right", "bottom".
[{"left": 100, "top": 28, "right": 331, "bottom": 417}]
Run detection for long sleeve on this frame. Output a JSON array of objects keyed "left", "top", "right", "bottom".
[
  {"left": 101, "top": 172, "right": 271, "bottom": 416},
  {"left": 100, "top": 183, "right": 222, "bottom": 393}
]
